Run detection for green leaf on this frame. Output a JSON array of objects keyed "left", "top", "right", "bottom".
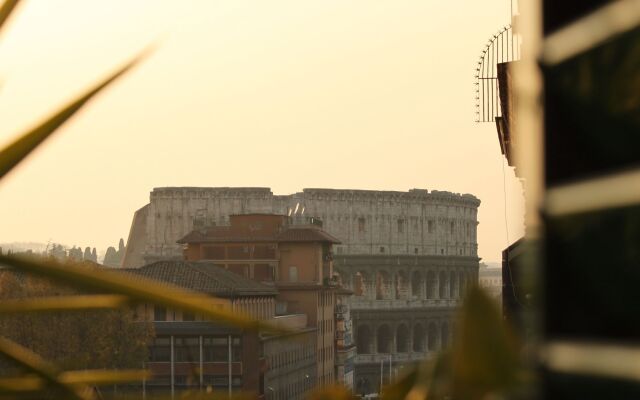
[{"left": 0, "top": 50, "right": 148, "bottom": 181}]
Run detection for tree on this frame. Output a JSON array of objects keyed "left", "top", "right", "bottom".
[
  {"left": 83, "top": 246, "right": 92, "bottom": 261},
  {"left": 0, "top": 266, "right": 153, "bottom": 374},
  {"left": 103, "top": 246, "right": 118, "bottom": 267}
]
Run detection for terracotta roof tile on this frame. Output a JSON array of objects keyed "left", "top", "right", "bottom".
[{"left": 124, "top": 261, "right": 277, "bottom": 297}]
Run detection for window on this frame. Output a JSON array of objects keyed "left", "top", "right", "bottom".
[
  {"left": 414, "top": 247, "right": 419, "bottom": 254},
  {"left": 397, "top": 219, "right": 404, "bottom": 233},
  {"left": 451, "top": 221, "right": 455, "bottom": 233},
  {"left": 150, "top": 337, "right": 171, "bottom": 361},
  {"left": 379, "top": 246, "right": 385, "bottom": 253},
  {"left": 289, "top": 266, "right": 298, "bottom": 282},
  {"left": 154, "top": 306, "right": 167, "bottom": 321},
  {"left": 428, "top": 220, "right": 434, "bottom": 233},
  {"left": 358, "top": 217, "right": 366, "bottom": 233}
]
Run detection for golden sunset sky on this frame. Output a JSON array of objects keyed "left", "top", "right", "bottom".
[{"left": 0, "top": 0, "right": 523, "bottom": 261}]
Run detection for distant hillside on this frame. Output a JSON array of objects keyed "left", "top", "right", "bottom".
[{"left": 0, "top": 242, "right": 50, "bottom": 253}]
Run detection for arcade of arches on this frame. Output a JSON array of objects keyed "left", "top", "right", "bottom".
[
  {"left": 355, "top": 320, "right": 452, "bottom": 356},
  {"left": 333, "top": 256, "right": 479, "bottom": 394},
  {"left": 335, "top": 267, "right": 474, "bottom": 301}
]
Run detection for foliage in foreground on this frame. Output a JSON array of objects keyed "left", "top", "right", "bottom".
[
  {"left": 0, "top": 1, "right": 274, "bottom": 398},
  {"left": 0, "top": 1, "right": 527, "bottom": 399},
  {"left": 0, "top": 266, "right": 153, "bottom": 374}
]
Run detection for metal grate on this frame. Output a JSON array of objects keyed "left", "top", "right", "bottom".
[{"left": 474, "top": 25, "right": 520, "bottom": 123}]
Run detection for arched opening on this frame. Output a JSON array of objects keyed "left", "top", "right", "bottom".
[
  {"left": 357, "top": 325, "right": 372, "bottom": 354},
  {"left": 376, "top": 271, "right": 391, "bottom": 300},
  {"left": 450, "top": 271, "right": 457, "bottom": 299},
  {"left": 356, "top": 377, "right": 371, "bottom": 396},
  {"left": 377, "top": 325, "right": 392, "bottom": 353},
  {"left": 427, "top": 323, "right": 438, "bottom": 351},
  {"left": 411, "top": 271, "right": 422, "bottom": 299},
  {"left": 354, "top": 271, "right": 369, "bottom": 297},
  {"left": 412, "top": 324, "right": 425, "bottom": 352},
  {"left": 441, "top": 322, "right": 449, "bottom": 348},
  {"left": 427, "top": 271, "right": 437, "bottom": 299},
  {"left": 395, "top": 270, "right": 408, "bottom": 299},
  {"left": 439, "top": 271, "right": 448, "bottom": 299},
  {"left": 396, "top": 324, "right": 409, "bottom": 353}
]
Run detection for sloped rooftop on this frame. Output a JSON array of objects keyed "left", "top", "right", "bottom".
[{"left": 124, "top": 261, "right": 277, "bottom": 297}]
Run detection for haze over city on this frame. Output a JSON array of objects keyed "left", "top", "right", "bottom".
[{"left": 0, "top": 0, "right": 524, "bottom": 262}]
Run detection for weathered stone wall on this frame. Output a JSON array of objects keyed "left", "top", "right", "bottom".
[{"left": 123, "top": 187, "right": 480, "bottom": 268}]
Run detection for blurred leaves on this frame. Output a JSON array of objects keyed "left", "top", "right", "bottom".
[
  {"left": 450, "top": 286, "right": 521, "bottom": 399},
  {"left": 0, "top": 369, "right": 149, "bottom": 393},
  {"left": 0, "top": 52, "right": 146, "bottom": 181},
  {"left": 0, "top": 270, "right": 153, "bottom": 374},
  {"left": 382, "top": 286, "right": 523, "bottom": 400},
  {"left": 0, "top": 336, "right": 88, "bottom": 399},
  {"left": 0, "top": 1, "right": 525, "bottom": 398},
  {"left": 0, "top": 255, "right": 284, "bottom": 333},
  {"left": 307, "top": 384, "right": 356, "bottom": 400},
  {"left": 0, "top": 294, "right": 130, "bottom": 313},
  {"left": 0, "top": 0, "right": 19, "bottom": 36}
]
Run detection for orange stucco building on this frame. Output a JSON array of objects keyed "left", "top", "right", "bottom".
[{"left": 177, "top": 214, "right": 343, "bottom": 387}]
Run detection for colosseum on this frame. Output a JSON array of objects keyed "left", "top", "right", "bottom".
[{"left": 122, "top": 187, "right": 480, "bottom": 393}]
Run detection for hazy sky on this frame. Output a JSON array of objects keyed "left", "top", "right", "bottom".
[{"left": 0, "top": 0, "right": 524, "bottom": 262}]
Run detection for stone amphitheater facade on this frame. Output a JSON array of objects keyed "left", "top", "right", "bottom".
[{"left": 123, "top": 187, "right": 480, "bottom": 393}]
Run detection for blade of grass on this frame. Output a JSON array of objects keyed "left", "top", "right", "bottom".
[
  {"left": 0, "top": 294, "right": 130, "bottom": 313},
  {"left": 0, "top": 0, "right": 20, "bottom": 36},
  {"left": 0, "top": 376, "right": 42, "bottom": 393},
  {"left": 0, "top": 370, "right": 149, "bottom": 393},
  {"left": 0, "top": 255, "right": 288, "bottom": 334},
  {"left": 0, "top": 50, "right": 148, "bottom": 181},
  {"left": 0, "top": 336, "right": 88, "bottom": 400},
  {"left": 60, "top": 369, "right": 150, "bottom": 386}
]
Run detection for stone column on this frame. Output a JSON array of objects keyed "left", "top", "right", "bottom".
[
  {"left": 372, "top": 325, "right": 378, "bottom": 354},
  {"left": 423, "top": 273, "right": 428, "bottom": 300},
  {"left": 391, "top": 324, "right": 397, "bottom": 354},
  {"left": 408, "top": 322, "right": 414, "bottom": 354}
]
